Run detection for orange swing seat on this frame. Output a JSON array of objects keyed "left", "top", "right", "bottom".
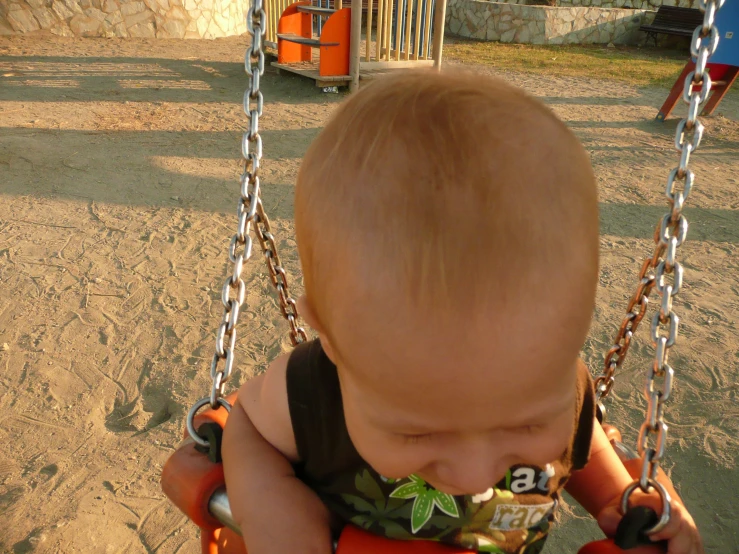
[{"left": 161, "top": 403, "right": 666, "bottom": 554}]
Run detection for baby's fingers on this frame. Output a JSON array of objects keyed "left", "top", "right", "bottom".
[
  {"left": 597, "top": 500, "right": 671, "bottom": 540},
  {"left": 625, "top": 499, "right": 703, "bottom": 554},
  {"left": 596, "top": 504, "right": 622, "bottom": 537},
  {"left": 649, "top": 511, "right": 703, "bottom": 554},
  {"left": 600, "top": 497, "right": 703, "bottom": 554}
]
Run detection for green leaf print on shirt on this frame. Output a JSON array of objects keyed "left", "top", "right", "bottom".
[
  {"left": 389, "top": 474, "right": 460, "bottom": 534},
  {"left": 341, "top": 470, "right": 416, "bottom": 540},
  {"left": 387, "top": 479, "right": 426, "bottom": 500},
  {"left": 355, "top": 467, "right": 386, "bottom": 504},
  {"left": 430, "top": 490, "right": 460, "bottom": 517}
]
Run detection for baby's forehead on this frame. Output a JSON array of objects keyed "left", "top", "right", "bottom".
[
  {"left": 341, "top": 341, "right": 580, "bottom": 433},
  {"left": 337, "top": 307, "right": 582, "bottom": 383}
]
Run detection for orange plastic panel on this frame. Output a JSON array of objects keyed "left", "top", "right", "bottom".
[
  {"left": 335, "top": 525, "right": 474, "bottom": 554},
  {"left": 202, "top": 528, "right": 220, "bottom": 554},
  {"left": 201, "top": 527, "right": 249, "bottom": 554},
  {"left": 278, "top": 1, "right": 313, "bottom": 63},
  {"left": 161, "top": 441, "right": 226, "bottom": 530},
  {"left": 319, "top": 8, "right": 351, "bottom": 76}
]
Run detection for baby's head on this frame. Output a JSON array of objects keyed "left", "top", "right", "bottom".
[{"left": 294, "top": 70, "right": 599, "bottom": 495}]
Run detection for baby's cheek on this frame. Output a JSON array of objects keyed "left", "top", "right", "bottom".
[
  {"left": 519, "top": 424, "right": 573, "bottom": 467},
  {"left": 357, "top": 438, "right": 428, "bottom": 479},
  {"left": 366, "top": 453, "right": 423, "bottom": 480},
  {"left": 544, "top": 436, "right": 572, "bottom": 466}
]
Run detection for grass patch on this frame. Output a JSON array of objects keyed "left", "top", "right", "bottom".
[{"left": 444, "top": 39, "right": 690, "bottom": 87}]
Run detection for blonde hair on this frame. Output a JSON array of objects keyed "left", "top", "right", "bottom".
[{"left": 295, "top": 69, "right": 599, "bottom": 333}]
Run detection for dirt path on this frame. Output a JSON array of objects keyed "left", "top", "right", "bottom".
[{"left": 1, "top": 33, "right": 738, "bottom": 553}]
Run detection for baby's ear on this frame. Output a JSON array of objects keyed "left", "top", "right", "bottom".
[
  {"left": 296, "top": 295, "right": 317, "bottom": 329},
  {"left": 296, "top": 296, "right": 339, "bottom": 363}
]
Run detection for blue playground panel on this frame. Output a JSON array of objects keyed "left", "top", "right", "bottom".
[
  {"left": 706, "top": 0, "right": 738, "bottom": 66},
  {"left": 390, "top": 0, "right": 436, "bottom": 58}
]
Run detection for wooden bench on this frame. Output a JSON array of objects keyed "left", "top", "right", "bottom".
[{"left": 640, "top": 6, "right": 704, "bottom": 46}]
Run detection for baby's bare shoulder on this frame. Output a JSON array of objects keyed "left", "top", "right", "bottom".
[{"left": 237, "top": 353, "right": 299, "bottom": 462}]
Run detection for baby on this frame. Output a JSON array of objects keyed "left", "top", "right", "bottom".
[{"left": 221, "top": 70, "right": 702, "bottom": 554}]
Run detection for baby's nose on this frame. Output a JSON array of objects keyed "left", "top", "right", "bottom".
[{"left": 434, "top": 454, "right": 510, "bottom": 496}]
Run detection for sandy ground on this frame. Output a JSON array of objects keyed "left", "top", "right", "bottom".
[{"left": 1, "top": 33, "right": 738, "bottom": 554}]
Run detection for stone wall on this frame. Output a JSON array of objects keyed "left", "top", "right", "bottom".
[
  {"left": 557, "top": 0, "right": 698, "bottom": 9},
  {"left": 0, "top": 0, "right": 247, "bottom": 38},
  {"left": 446, "top": 1, "right": 654, "bottom": 44}
]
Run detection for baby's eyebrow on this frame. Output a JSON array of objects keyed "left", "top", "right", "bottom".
[
  {"left": 500, "top": 395, "right": 577, "bottom": 428},
  {"left": 372, "top": 416, "right": 437, "bottom": 434},
  {"left": 386, "top": 414, "right": 557, "bottom": 436}
]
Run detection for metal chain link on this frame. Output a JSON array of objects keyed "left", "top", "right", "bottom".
[
  {"left": 255, "top": 200, "right": 308, "bottom": 344},
  {"left": 186, "top": 0, "right": 307, "bottom": 448},
  {"left": 595, "top": 0, "right": 724, "bottom": 535}
]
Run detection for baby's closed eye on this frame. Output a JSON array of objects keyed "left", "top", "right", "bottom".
[
  {"left": 401, "top": 423, "right": 546, "bottom": 445},
  {"left": 402, "top": 433, "right": 435, "bottom": 445},
  {"left": 507, "top": 424, "right": 547, "bottom": 435}
]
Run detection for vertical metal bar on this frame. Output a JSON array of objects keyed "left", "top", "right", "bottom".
[
  {"left": 385, "top": 0, "right": 394, "bottom": 61},
  {"left": 422, "top": 0, "right": 432, "bottom": 58},
  {"left": 413, "top": 0, "right": 422, "bottom": 60},
  {"left": 394, "top": 0, "right": 402, "bottom": 60},
  {"left": 350, "top": 0, "right": 362, "bottom": 91},
  {"left": 366, "top": 0, "right": 373, "bottom": 61},
  {"left": 376, "top": 0, "right": 384, "bottom": 60},
  {"left": 403, "top": 0, "right": 413, "bottom": 60}
]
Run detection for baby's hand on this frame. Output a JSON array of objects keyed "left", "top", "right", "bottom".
[{"left": 597, "top": 490, "right": 703, "bottom": 554}]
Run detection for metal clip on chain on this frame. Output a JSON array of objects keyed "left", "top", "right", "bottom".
[
  {"left": 186, "top": 0, "right": 306, "bottom": 449},
  {"left": 595, "top": 0, "right": 724, "bottom": 536}
]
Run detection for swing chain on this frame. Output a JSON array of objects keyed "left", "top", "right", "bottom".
[
  {"left": 242, "top": 0, "right": 305, "bottom": 348},
  {"left": 599, "top": 0, "right": 723, "bottom": 535},
  {"left": 596, "top": 257, "right": 656, "bottom": 403},
  {"left": 595, "top": 0, "right": 723, "bottom": 407},
  {"left": 254, "top": 201, "right": 308, "bottom": 346},
  {"left": 186, "top": 0, "right": 305, "bottom": 449}
]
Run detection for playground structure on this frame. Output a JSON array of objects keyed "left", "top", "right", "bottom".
[
  {"left": 262, "top": 0, "right": 447, "bottom": 89},
  {"left": 657, "top": 0, "right": 738, "bottom": 120}
]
